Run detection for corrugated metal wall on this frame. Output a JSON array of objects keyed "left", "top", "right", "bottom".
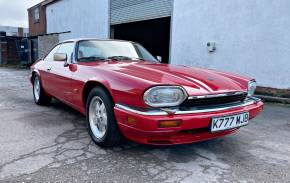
[{"left": 110, "top": 0, "right": 173, "bottom": 25}]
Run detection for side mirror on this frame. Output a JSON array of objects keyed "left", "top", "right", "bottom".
[
  {"left": 64, "top": 60, "right": 70, "bottom": 67},
  {"left": 156, "top": 56, "right": 162, "bottom": 63},
  {"left": 54, "top": 53, "right": 67, "bottom": 62}
]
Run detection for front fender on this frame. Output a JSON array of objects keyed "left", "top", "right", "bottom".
[{"left": 29, "top": 68, "right": 40, "bottom": 84}]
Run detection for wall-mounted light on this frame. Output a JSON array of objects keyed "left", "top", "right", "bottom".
[{"left": 207, "top": 42, "right": 216, "bottom": 53}]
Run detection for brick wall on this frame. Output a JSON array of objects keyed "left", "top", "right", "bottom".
[
  {"left": 18, "top": 28, "right": 24, "bottom": 37},
  {"left": 6, "top": 37, "right": 20, "bottom": 64},
  {"left": 28, "top": 4, "right": 46, "bottom": 37},
  {"left": 38, "top": 34, "right": 59, "bottom": 59},
  {"left": 0, "top": 32, "right": 24, "bottom": 65},
  {"left": 256, "top": 87, "right": 290, "bottom": 98}
]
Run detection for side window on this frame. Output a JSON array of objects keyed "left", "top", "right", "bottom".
[
  {"left": 44, "top": 45, "right": 60, "bottom": 62},
  {"left": 57, "top": 42, "right": 75, "bottom": 62}
]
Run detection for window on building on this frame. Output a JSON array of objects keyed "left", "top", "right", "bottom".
[{"left": 33, "top": 7, "right": 40, "bottom": 23}]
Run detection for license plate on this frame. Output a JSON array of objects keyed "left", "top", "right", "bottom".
[{"left": 211, "top": 112, "right": 249, "bottom": 132}]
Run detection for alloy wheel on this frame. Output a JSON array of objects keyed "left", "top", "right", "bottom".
[
  {"left": 34, "top": 77, "right": 40, "bottom": 101},
  {"left": 88, "top": 96, "right": 108, "bottom": 139}
]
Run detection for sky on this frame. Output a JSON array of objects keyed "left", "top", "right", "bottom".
[{"left": 0, "top": 0, "right": 43, "bottom": 28}]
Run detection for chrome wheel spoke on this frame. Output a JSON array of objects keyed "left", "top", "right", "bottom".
[
  {"left": 96, "top": 102, "right": 101, "bottom": 111},
  {"left": 100, "top": 103, "right": 106, "bottom": 113},
  {"left": 101, "top": 113, "right": 107, "bottom": 125},
  {"left": 98, "top": 120, "right": 106, "bottom": 131}
]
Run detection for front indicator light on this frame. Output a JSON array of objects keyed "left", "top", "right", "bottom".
[
  {"left": 127, "top": 116, "right": 137, "bottom": 125},
  {"left": 158, "top": 120, "right": 181, "bottom": 128}
]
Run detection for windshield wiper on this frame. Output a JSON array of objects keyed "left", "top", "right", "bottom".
[
  {"left": 107, "top": 56, "right": 145, "bottom": 61},
  {"left": 78, "top": 56, "right": 107, "bottom": 62},
  {"left": 107, "top": 56, "right": 133, "bottom": 61},
  {"left": 131, "top": 57, "right": 145, "bottom": 61}
]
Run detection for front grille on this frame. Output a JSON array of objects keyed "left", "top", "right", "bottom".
[
  {"left": 181, "top": 92, "right": 248, "bottom": 108},
  {"left": 179, "top": 128, "right": 209, "bottom": 135}
]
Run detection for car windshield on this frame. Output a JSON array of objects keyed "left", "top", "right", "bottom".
[{"left": 77, "top": 40, "right": 158, "bottom": 62}]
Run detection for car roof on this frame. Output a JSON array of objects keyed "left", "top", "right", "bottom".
[{"left": 60, "top": 38, "right": 135, "bottom": 44}]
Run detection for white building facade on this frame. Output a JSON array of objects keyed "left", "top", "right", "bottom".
[
  {"left": 45, "top": 0, "right": 290, "bottom": 89},
  {"left": 46, "top": 0, "right": 109, "bottom": 41},
  {"left": 171, "top": 0, "right": 290, "bottom": 89}
]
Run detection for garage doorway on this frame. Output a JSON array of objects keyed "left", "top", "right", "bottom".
[{"left": 111, "top": 17, "right": 171, "bottom": 64}]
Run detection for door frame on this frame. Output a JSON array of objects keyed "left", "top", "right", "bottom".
[{"left": 107, "top": 0, "right": 175, "bottom": 64}]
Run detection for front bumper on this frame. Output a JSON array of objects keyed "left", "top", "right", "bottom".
[{"left": 114, "top": 97, "right": 264, "bottom": 145}]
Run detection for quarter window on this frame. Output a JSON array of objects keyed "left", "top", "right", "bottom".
[
  {"left": 56, "top": 42, "right": 75, "bottom": 62},
  {"left": 44, "top": 45, "right": 60, "bottom": 62}
]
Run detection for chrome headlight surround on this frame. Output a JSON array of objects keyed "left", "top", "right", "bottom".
[
  {"left": 143, "top": 86, "right": 188, "bottom": 108},
  {"left": 248, "top": 80, "right": 257, "bottom": 97}
]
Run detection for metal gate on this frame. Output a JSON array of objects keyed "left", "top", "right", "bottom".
[
  {"left": 31, "top": 38, "right": 38, "bottom": 63},
  {"left": 16, "top": 38, "right": 29, "bottom": 65},
  {"left": 110, "top": 0, "right": 173, "bottom": 25}
]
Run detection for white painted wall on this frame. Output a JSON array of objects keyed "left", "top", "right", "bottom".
[
  {"left": 171, "top": 0, "right": 290, "bottom": 89},
  {"left": 46, "top": 0, "right": 109, "bottom": 42}
]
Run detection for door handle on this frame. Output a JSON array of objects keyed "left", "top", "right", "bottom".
[{"left": 46, "top": 68, "right": 52, "bottom": 72}]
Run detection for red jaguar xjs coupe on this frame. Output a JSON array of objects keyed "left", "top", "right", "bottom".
[{"left": 30, "top": 39, "right": 263, "bottom": 147}]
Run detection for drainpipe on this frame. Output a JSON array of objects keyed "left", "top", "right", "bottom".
[
  {"left": 0, "top": 32, "right": 7, "bottom": 65},
  {"left": 0, "top": 32, "right": 5, "bottom": 64}
]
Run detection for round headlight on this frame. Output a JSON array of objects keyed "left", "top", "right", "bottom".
[
  {"left": 143, "top": 86, "right": 188, "bottom": 107},
  {"left": 248, "top": 80, "right": 257, "bottom": 96}
]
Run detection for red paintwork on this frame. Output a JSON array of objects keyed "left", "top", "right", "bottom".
[{"left": 30, "top": 43, "right": 263, "bottom": 145}]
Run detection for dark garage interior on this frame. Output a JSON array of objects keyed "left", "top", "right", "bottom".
[{"left": 111, "top": 17, "right": 171, "bottom": 64}]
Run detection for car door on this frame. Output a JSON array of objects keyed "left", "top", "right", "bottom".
[
  {"left": 49, "top": 42, "right": 75, "bottom": 104},
  {"left": 40, "top": 45, "right": 61, "bottom": 95}
]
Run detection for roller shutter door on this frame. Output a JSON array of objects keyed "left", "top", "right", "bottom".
[{"left": 110, "top": 0, "right": 173, "bottom": 25}]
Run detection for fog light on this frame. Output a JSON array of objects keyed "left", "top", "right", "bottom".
[{"left": 158, "top": 120, "right": 181, "bottom": 128}]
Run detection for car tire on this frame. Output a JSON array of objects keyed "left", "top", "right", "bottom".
[
  {"left": 33, "top": 75, "right": 52, "bottom": 105},
  {"left": 86, "top": 87, "right": 123, "bottom": 147}
]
